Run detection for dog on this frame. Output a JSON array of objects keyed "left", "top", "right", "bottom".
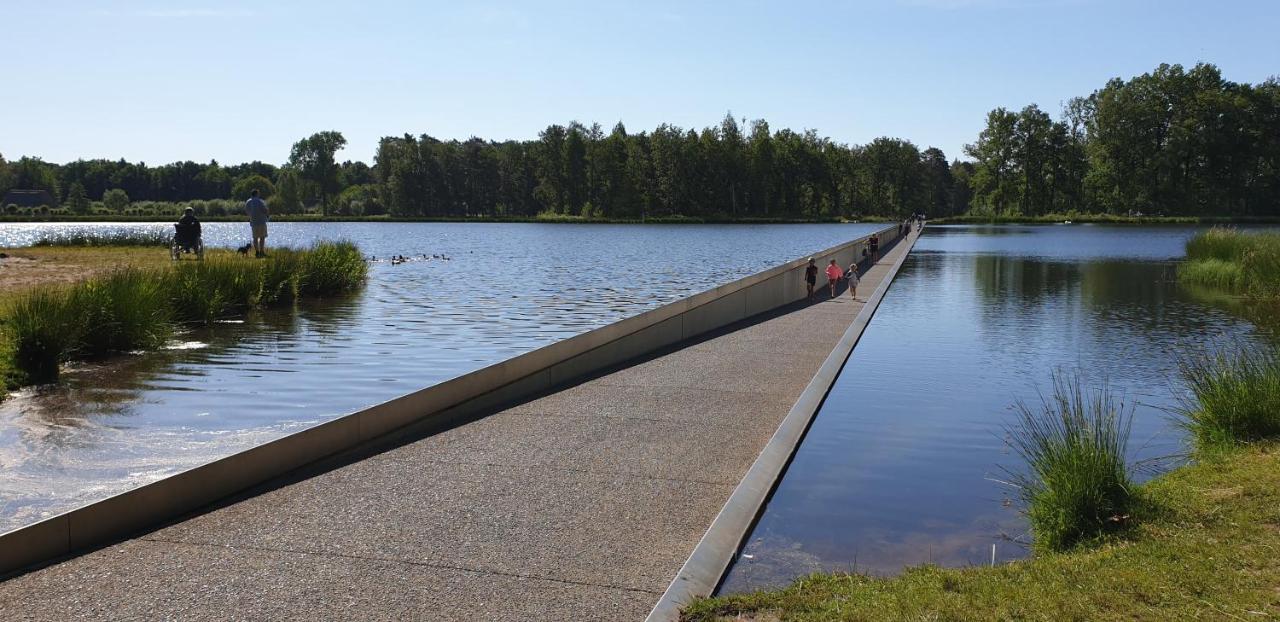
[{"left": 236, "top": 243, "right": 253, "bottom": 255}]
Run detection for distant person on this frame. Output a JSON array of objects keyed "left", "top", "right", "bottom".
[
  {"left": 825, "top": 259, "right": 843, "bottom": 298},
  {"left": 177, "top": 206, "right": 200, "bottom": 235},
  {"left": 846, "top": 262, "right": 860, "bottom": 299},
  {"left": 245, "top": 189, "right": 269, "bottom": 257},
  {"left": 869, "top": 234, "right": 879, "bottom": 262},
  {"left": 805, "top": 258, "right": 818, "bottom": 298}
]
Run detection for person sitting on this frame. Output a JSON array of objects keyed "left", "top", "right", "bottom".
[
  {"left": 177, "top": 207, "right": 201, "bottom": 236},
  {"left": 172, "top": 207, "right": 204, "bottom": 259}
]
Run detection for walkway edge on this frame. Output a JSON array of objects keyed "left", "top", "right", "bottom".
[{"left": 644, "top": 229, "right": 921, "bottom": 622}]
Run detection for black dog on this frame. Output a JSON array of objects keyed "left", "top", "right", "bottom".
[{"left": 236, "top": 243, "right": 253, "bottom": 255}]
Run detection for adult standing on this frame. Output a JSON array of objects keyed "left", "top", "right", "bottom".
[{"left": 245, "top": 189, "right": 269, "bottom": 257}]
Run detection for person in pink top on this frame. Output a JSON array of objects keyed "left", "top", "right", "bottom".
[{"left": 825, "top": 259, "right": 843, "bottom": 298}]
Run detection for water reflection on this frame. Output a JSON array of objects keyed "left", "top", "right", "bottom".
[{"left": 719, "top": 225, "right": 1269, "bottom": 593}]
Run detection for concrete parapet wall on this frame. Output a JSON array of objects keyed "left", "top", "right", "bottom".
[{"left": 0, "top": 224, "right": 901, "bottom": 577}]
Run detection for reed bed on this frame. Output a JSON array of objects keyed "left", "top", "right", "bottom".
[
  {"left": 0, "top": 241, "right": 366, "bottom": 384},
  {"left": 1178, "top": 227, "right": 1280, "bottom": 298},
  {"left": 32, "top": 228, "right": 171, "bottom": 248},
  {"left": 1006, "top": 373, "right": 1134, "bottom": 553}
]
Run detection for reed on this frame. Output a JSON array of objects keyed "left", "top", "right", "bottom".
[
  {"left": 33, "top": 228, "right": 170, "bottom": 247},
  {"left": 2, "top": 287, "right": 82, "bottom": 383},
  {"left": 299, "top": 240, "right": 368, "bottom": 296},
  {"left": 1179, "top": 228, "right": 1280, "bottom": 298},
  {"left": 1177, "top": 346, "right": 1280, "bottom": 452},
  {"left": 69, "top": 268, "right": 172, "bottom": 356},
  {"left": 1, "top": 242, "right": 368, "bottom": 384},
  {"left": 1006, "top": 373, "right": 1134, "bottom": 553}
]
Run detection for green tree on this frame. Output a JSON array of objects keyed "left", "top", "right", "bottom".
[
  {"left": 287, "top": 131, "right": 347, "bottom": 214},
  {"left": 102, "top": 188, "right": 130, "bottom": 212},
  {"left": 272, "top": 168, "right": 304, "bottom": 214},
  {"left": 66, "top": 181, "right": 90, "bottom": 214},
  {"left": 232, "top": 174, "right": 276, "bottom": 200}
]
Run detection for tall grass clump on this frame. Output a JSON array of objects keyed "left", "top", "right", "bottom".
[
  {"left": 33, "top": 228, "right": 170, "bottom": 247},
  {"left": 1177, "top": 346, "right": 1280, "bottom": 452},
  {"left": 69, "top": 269, "right": 172, "bottom": 356},
  {"left": 166, "top": 258, "right": 264, "bottom": 325},
  {"left": 299, "top": 240, "right": 367, "bottom": 296},
  {"left": 1007, "top": 373, "right": 1134, "bottom": 553},
  {"left": 1179, "top": 228, "right": 1280, "bottom": 298},
  {"left": 2, "top": 288, "right": 82, "bottom": 384}
]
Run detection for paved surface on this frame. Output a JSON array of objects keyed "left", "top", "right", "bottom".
[{"left": 0, "top": 232, "right": 916, "bottom": 621}]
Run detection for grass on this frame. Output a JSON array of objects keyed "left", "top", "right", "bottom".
[
  {"left": 1179, "top": 228, "right": 1280, "bottom": 299},
  {"left": 1006, "top": 374, "right": 1135, "bottom": 553},
  {"left": 931, "top": 213, "right": 1280, "bottom": 225},
  {"left": 0, "top": 241, "right": 366, "bottom": 385},
  {"left": 681, "top": 444, "right": 1280, "bottom": 622},
  {"left": 1177, "top": 346, "right": 1280, "bottom": 452},
  {"left": 32, "top": 228, "right": 171, "bottom": 247}
]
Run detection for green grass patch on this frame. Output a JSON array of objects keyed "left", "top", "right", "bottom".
[
  {"left": 1179, "top": 228, "right": 1280, "bottom": 299},
  {"left": 682, "top": 444, "right": 1280, "bottom": 622},
  {"left": 0, "top": 241, "right": 366, "bottom": 386},
  {"left": 1177, "top": 346, "right": 1280, "bottom": 452}
]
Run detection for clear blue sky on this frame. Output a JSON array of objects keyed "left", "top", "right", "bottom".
[{"left": 4, "top": 0, "right": 1278, "bottom": 166}]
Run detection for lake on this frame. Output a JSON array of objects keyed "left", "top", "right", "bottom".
[
  {"left": 0, "top": 222, "right": 881, "bottom": 532},
  {"left": 719, "top": 224, "right": 1272, "bottom": 593}
]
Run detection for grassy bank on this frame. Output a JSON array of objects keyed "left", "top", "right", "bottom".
[
  {"left": 931, "top": 213, "right": 1280, "bottom": 225},
  {"left": 0, "top": 241, "right": 366, "bottom": 388},
  {"left": 683, "top": 444, "right": 1280, "bottom": 621},
  {"left": 1178, "top": 228, "right": 1280, "bottom": 299}
]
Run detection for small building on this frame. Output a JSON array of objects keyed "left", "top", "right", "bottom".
[{"left": 2, "top": 189, "right": 56, "bottom": 208}]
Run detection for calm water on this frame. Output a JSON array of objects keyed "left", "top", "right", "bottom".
[
  {"left": 0, "top": 222, "right": 881, "bottom": 532},
  {"left": 719, "top": 224, "right": 1271, "bottom": 593}
]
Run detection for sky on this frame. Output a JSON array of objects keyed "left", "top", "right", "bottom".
[{"left": 3, "top": 0, "right": 1278, "bottom": 167}]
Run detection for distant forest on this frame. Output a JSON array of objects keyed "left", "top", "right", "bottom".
[{"left": 2, "top": 62, "right": 1277, "bottom": 220}]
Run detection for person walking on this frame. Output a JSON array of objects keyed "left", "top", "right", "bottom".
[
  {"left": 825, "top": 259, "right": 843, "bottom": 298},
  {"left": 245, "top": 189, "right": 269, "bottom": 257},
  {"left": 846, "top": 262, "right": 860, "bottom": 300},
  {"left": 869, "top": 234, "right": 879, "bottom": 262},
  {"left": 804, "top": 258, "right": 818, "bottom": 298}
]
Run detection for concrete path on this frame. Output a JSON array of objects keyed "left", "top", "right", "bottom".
[{"left": 0, "top": 232, "right": 917, "bottom": 621}]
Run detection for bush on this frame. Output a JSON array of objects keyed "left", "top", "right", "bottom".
[
  {"left": 3, "top": 287, "right": 82, "bottom": 384},
  {"left": 167, "top": 258, "right": 264, "bottom": 325},
  {"left": 1177, "top": 346, "right": 1280, "bottom": 452},
  {"left": 1180, "top": 228, "right": 1280, "bottom": 298},
  {"left": 1007, "top": 373, "right": 1134, "bottom": 553},
  {"left": 102, "top": 188, "right": 130, "bottom": 212}
]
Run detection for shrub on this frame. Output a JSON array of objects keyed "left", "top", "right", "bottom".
[
  {"left": 1177, "top": 346, "right": 1280, "bottom": 452},
  {"left": 167, "top": 258, "right": 264, "bottom": 325},
  {"left": 1006, "top": 373, "right": 1134, "bottom": 553},
  {"left": 33, "top": 228, "right": 169, "bottom": 247},
  {"left": 1180, "top": 228, "right": 1280, "bottom": 298},
  {"left": 3, "top": 287, "right": 82, "bottom": 384},
  {"left": 102, "top": 188, "right": 130, "bottom": 212}
]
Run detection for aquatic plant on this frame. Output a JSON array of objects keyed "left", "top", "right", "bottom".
[
  {"left": 69, "top": 268, "right": 172, "bottom": 356},
  {"left": 166, "top": 258, "right": 265, "bottom": 325},
  {"left": 1177, "top": 345, "right": 1280, "bottom": 452},
  {"left": 1006, "top": 373, "right": 1134, "bottom": 553},
  {"left": 299, "top": 240, "right": 367, "bottom": 296},
  {"left": 1179, "top": 228, "right": 1280, "bottom": 298},
  {"left": 33, "top": 228, "right": 171, "bottom": 248},
  {"left": 1, "top": 242, "right": 368, "bottom": 383},
  {"left": 2, "top": 287, "right": 81, "bottom": 383}
]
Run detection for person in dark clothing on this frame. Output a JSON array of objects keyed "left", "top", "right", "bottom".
[
  {"left": 178, "top": 206, "right": 201, "bottom": 234},
  {"left": 869, "top": 234, "right": 879, "bottom": 262},
  {"left": 805, "top": 258, "right": 818, "bottom": 298}
]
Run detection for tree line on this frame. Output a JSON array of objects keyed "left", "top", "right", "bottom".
[{"left": 2, "top": 62, "right": 1275, "bottom": 219}]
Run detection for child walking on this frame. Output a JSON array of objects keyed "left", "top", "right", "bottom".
[
  {"left": 846, "top": 262, "right": 860, "bottom": 299},
  {"left": 825, "top": 259, "right": 843, "bottom": 298}
]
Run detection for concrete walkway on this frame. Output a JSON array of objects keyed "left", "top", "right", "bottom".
[{"left": 0, "top": 232, "right": 916, "bottom": 621}]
